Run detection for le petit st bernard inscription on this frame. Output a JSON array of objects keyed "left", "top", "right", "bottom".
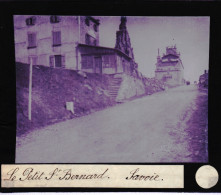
[{"left": 4, "top": 167, "right": 163, "bottom": 182}]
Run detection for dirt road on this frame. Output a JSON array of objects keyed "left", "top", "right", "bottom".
[{"left": 16, "top": 85, "right": 208, "bottom": 163}]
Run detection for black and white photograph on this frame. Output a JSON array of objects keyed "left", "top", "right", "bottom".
[{"left": 14, "top": 15, "right": 209, "bottom": 163}]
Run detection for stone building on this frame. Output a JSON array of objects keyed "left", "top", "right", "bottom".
[
  {"left": 155, "top": 45, "right": 184, "bottom": 87},
  {"left": 14, "top": 15, "right": 137, "bottom": 75},
  {"left": 14, "top": 15, "right": 100, "bottom": 69},
  {"left": 77, "top": 16, "right": 138, "bottom": 75}
]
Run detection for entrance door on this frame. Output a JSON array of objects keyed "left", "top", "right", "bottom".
[{"left": 94, "top": 57, "right": 102, "bottom": 74}]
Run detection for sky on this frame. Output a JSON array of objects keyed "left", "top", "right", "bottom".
[{"left": 97, "top": 16, "right": 210, "bottom": 83}]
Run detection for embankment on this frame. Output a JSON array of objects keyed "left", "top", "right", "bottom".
[
  {"left": 16, "top": 63, "right": 166, "bottom": 136},
  {"left": 16, "top": 63, "right": 115, "bottom": 136}
]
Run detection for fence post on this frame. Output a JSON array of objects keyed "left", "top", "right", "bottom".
[{"left": 28, "top": 58, "right": 33, "bottom": 120}]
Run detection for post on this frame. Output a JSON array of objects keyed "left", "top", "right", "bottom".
[
  {"left": 78, "top": 16, "right": 81, "bottom": 43},
  {"left": 28, "top": 58, "right": 33, "bottom": 120}
]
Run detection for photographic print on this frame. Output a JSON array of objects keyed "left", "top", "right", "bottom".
[{"left": 14, "top": 15, "right": 209, "bottom": 163}]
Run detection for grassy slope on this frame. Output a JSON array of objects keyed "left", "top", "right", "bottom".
[
  {"left": 16, "top": 63, "right": 115, "bottom": 136},
  {"left": 185, "top": 88, "right": 208, "bottom": 162}
]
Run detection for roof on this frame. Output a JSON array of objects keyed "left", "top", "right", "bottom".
[
  {"left": 159, "top": 62, "right": 178, "bottom": 66},
  {"left": 162, "top": 53, "right": 179, "bottom": 59},
  {"left": 87, "top": 16, "right": 100, "bottom": 25},
  {"left": 78, "top": 43, "right": 132, "bottom": 60}
]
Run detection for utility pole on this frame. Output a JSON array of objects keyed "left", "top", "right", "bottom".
[{"left": 28, "top": 58, "right": 33, "bottom": 120}]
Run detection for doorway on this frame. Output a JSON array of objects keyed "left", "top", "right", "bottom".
[{"left": 94, "top": 57, "right": 102, "bottom": 74}]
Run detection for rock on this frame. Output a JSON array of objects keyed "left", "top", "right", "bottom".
[{"left": 84, "top": 84, "right": 92, "bottom": 91}]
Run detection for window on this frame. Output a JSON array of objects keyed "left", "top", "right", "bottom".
[
  {"left": 85, "top": 17, "right": 90, "bottom": 26},
  {"left": 85, "top": 33, "right": 97, "bottom": 46},
  {"left": 103, "top": 55, "right": 109, "bottom": 67},
  {"left": 93, "top": 24, "right": 98, "bottom": 32},
  {"left": 55, "top": 55, "right": 62, "bottom": 67},
  {"left": 49, "top": 55, "right": 65, "bottom": 68},
  {"left": 50, "top": 15, "right": 61, "bottom": 23},
  {"left": 103, "top": 55, "right": 115, "bottom": 68},
  {"left": 52, "top": 31, "right": 61, "bottom": 46},
  {"left": 28, "top": 33, "right": 36, "bottom": 48},
  {"left": 85, "top": 34, "right": 90, "bottom": 45},
  {"left": 26, "top": 16, "right": 36, "bottom": 26},
  {"left": 81, "top": 55, "right": 93, "bottom": 69}
]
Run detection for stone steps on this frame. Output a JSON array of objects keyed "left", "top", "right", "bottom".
[{"left": 108, "top": 76, "right": 123, "bottom": 101}]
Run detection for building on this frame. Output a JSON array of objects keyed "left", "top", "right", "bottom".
[
  {"left": 155, "top": 46, "right": 184, "bottom": 87},
  {"left": 14, "top": 15, "right": 137, "bottom": 75},
  {"left": 199, "top": 70, "right": 209, "bottom": 88}
]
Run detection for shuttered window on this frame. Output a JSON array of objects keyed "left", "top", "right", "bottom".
[
  {"left": 28, "top": 33, "right": 36, "bottom": 48},
  {"left": 50, "top": 15, "right": 61, "bottom": 23},
  {"left": 49, "top": 56, "right": 54, "bottom": 67},
  {"left": 52, "top": 31, "right": 61, "bottom": 46},
  {"left": 49, "top": 55, "right": 65, "bottom": 68},
  {"left": 26, "top": 16, "right": 36, "bottom": 26}
]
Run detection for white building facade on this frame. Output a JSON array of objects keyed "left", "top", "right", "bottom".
[
  {"left": 14, "top": 15, "right": 100, "bottom": 70},
  {"left": 155, "top": 46, "right": 184, "bottom": 87}
]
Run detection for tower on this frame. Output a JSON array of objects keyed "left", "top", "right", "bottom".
[
  {"left": 115, "top": 16, "right": 134, "bottom": 59},
  {"left": 155, "top": 46, "right": 184, "bottom": 87}
]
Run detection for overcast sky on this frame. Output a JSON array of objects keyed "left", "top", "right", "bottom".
[{"left": 97, "top": 16, "right": 210, "bottom": 83}]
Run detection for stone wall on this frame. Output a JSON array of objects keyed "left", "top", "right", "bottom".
[
  {"left": 143, "top": 77, "right": 166, "bottom": 95},
  {"left": 116, "top": 74, "right": 146, "bottom": 102},
  {"left": 116, "top": 74, "right": 166, "bottom": 102}
]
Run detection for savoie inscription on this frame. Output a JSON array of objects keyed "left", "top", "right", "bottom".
[
  {"left": 126, "top": 168, "right": 162, "bottom": 181},
  {"left": 4, "top": 167, "right": 163, "bottom": 182}
]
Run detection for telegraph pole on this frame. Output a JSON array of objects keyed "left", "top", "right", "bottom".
[{"left": 28, "top": 58, "right": 33, "bottom": 120}]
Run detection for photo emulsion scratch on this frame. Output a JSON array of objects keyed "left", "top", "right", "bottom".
[{"left": 14, "top": 16, "right": 209, "bottom": 163}]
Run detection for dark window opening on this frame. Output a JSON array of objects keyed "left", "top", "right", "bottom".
[
  {"left": 49, "top": 55, "right": 65, "bottom": 68},
  {"left": 50, "top": 15, "right": 61, "bottom": 23},
  {"left": 85, "top": 17, "right": 90, "bottom": 26},
  {"left": 103, "top": 55, "right": 115, "bottom": 68},
  {"left": 85, "top": 33, "right": 97, "bottom": 46},
  {"left": 26, "top": 16, "right": 36, "bottom": 26},
  {"left": 55, "top": 55, "right": 62, "bottom": 67},
  {"left": 85, "top": 34, "right": 90, "bottom": 45},
  {"left": 52, "top": 31, "right": 61, "bottom": 46},
  {"left": 28, "top": 33, "right": 36, "bottom": 49},
  {"left": 82, "top": 55, "right": 93, "bottom": 69},
  {"left": 94, "top": 24, "right": 98, "bottom": 32}
]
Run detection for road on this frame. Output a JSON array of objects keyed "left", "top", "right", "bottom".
[{"left": 16, "top": 85, "right": 208, "bottom": 163}]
